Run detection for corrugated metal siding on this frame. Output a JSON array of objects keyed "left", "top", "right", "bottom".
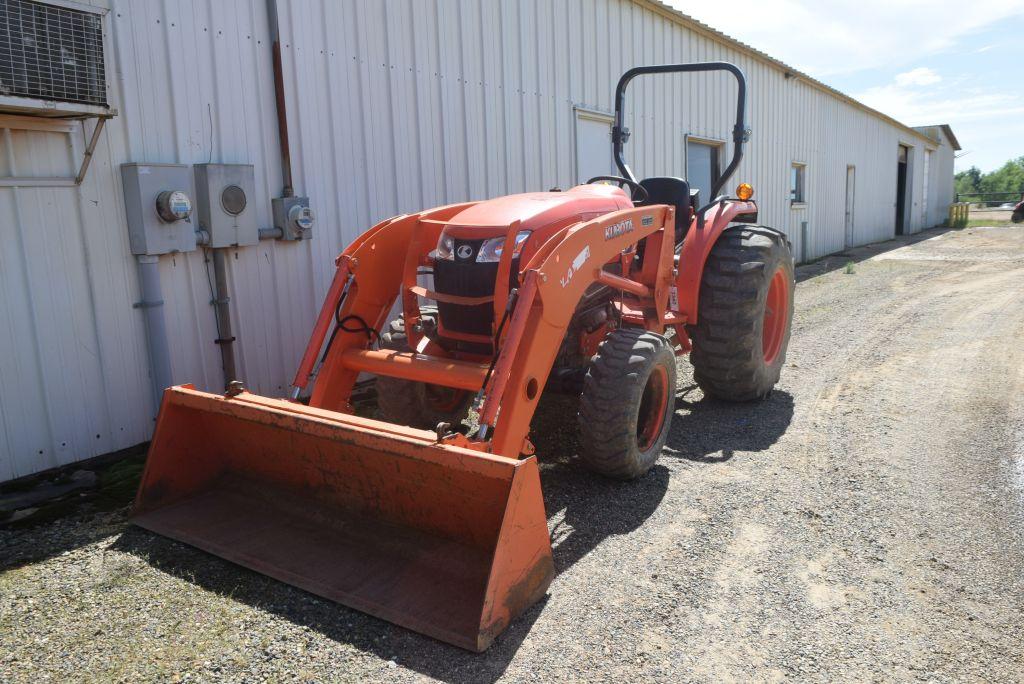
[
  {"left": 0, "top": 0, "right": 955, "bottom": 480},
  {"left": 916, "top": 126, "right": 956, "bottom": 229}
]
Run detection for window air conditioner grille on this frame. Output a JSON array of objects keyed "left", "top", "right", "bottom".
[{"left": 0, "top": 0, "right": 107, "bottom": 107}]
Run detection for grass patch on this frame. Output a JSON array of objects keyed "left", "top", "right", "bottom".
[
  {"left": 94, "top": 456, "right": 146, "bottom": 510},
  {"left": 844, "top": 261, "right": 856, "bottom": 274}
]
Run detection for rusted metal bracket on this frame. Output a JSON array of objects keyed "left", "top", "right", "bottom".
[{"left": 0, "top": 111, "right": 115, "bottom": 188}]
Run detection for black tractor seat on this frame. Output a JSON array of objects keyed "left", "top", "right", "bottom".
[{"left": 638, "top": 177, "right": 699, "bottom": 245}]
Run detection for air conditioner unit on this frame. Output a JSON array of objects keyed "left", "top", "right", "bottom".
[{"left": 0, "top": 0, "right": 112, "bottom": 117}]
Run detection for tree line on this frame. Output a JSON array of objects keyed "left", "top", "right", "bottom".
[{"left": 955, "top": 157, "right": 1024, "bottom": 199}]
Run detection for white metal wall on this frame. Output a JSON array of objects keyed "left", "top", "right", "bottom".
[
  {"left": 915, "top": 126, "right": 956, "bottom": 228},
  {"left": 0, "top": 0, "right": 956, "bottom": 480}
]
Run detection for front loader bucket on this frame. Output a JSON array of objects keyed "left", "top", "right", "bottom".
[{"left": 131, "top": 386, "right": 554, "bottom": 651}]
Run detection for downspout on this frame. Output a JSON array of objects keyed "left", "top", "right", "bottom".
[{"left": 266, "top": 0, "right": 294, "bottom": 198}]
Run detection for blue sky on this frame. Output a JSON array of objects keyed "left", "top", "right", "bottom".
[{"left": 670, "top": 1, "right": 1024, "bottom": 173}]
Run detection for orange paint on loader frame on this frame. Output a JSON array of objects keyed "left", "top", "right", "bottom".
[{"left": 132, "top": 62, "right": 795, "bottom": 651}]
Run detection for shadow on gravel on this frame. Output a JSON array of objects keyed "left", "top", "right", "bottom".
[
  {"left": 0, "top": 449, "right": 147, "bottom": 571},
  {"left": 111, "top": 448, "right": 669, "bottom": 683},
  {"left": 796, "top": 226, "right": 956, "bottom": 283},
  {"left": 665, "top": 385, "right": 794, "bottom": 463}
]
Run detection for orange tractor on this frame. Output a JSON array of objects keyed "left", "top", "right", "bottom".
[{"left": 132, "top": 62, "right": 793, "bottom": 651}]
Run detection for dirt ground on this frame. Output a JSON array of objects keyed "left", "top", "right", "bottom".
[
  {"left": 969, "top": 208, "right": 1015, "bottom": 223},
  {"left": 2, "top": 225, "right": 1024, "bottom": 683}
]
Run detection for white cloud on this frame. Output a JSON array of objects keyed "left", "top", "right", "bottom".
[
  {"left": 854, "top": 73, "right": 1024, "bottom": 172},
  {"left": 894, "top": 67, "right": 941, "bottom": 87},
  {"left": 668, "top": 1, "right": 1024, "bottom": 170},
  {"left": 857, "top": 82, "right": 1024, "bottom": 125},
  {"left": 668, "top": 0, "right": 1024, "bottom": 76}
]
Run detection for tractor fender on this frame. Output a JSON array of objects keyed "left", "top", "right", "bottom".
[{"left": 674, "top": 200, "right": 759, "bottom": 324}]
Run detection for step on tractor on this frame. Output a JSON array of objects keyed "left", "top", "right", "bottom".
[{"left": 132, "top": 62, "right": 794, "bottom": 651}]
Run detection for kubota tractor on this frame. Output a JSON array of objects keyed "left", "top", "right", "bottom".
[{"left": 132, "top": 62, "right": 794, "bottom": 651}]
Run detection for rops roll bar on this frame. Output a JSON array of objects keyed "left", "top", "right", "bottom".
[{"left": 612, "top": 62, "right": 749, "bottom": 199}]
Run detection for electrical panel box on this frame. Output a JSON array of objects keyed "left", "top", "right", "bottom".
[
  {"left": 194, "top": 164, "right": 258, "bottom": 248},
  {"left": 272, "top": 196, "right": 316, "bottom": 241},
  {"left": 121, "top": 163, "right": 196, "bottom": 256}
]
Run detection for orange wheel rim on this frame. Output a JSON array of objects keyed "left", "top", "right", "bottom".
[
  {"left": 762, "top": 267, "right": 789, "bottom": 364},
  {"left": 637, "top": 364, "right": 669, "bottom": 451}
]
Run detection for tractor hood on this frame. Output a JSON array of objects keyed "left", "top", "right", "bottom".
[{"left": 443, "top": 184, "right": 632, "bottom": 238}]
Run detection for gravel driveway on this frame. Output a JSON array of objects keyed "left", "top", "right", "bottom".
[{"left": 3, "top": 225, "right": 1023, "bottom": 682}]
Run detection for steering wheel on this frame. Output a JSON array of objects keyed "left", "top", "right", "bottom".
[{"left": 586, "top": 175, "right": 649, "bottom": 203}]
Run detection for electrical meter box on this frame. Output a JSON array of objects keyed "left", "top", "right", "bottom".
[
  {"left": 121, "top": 163, "right": 197, "bottom": 256},
  {"left": 194, "top": 164, "right": 258, "bottom": 248},
  {"left": 272, "top": 195, "right": 316, "bottom": 241}
]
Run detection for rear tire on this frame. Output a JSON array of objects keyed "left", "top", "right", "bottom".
[
  {"left": 376, "top": 308, "right": 471, "bottom": 429},
  {"left": 689, "top": 225, "right": 794, "bottom": 401},
  {"left": 577, "top": 328, "right": 676, "bottom": 480}
]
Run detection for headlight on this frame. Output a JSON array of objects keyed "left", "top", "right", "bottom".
[
  {"left": 476, "top": 230, "right": 531, "bottom": 263},
  {"left": 435, "top": 233, "right": 455, "bottom": 260}
]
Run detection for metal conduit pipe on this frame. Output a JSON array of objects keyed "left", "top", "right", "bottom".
[
  {"left": 201, "top": 227, "right": 281, "bottom": 242},
  {"left": 193, "top": 227, "right": 277, "bottom": 391},
  {"left": 265, "top": 0, "right": 294, "bottom": 198},
  {"left": 210, "top": 248, "right": 238, "bottom": 388},
  {"left": 135, "top": 255, "right": 173, "bottom": 413}
]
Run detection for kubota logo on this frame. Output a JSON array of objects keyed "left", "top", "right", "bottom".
[
  {"left": 456, "top": 244, "right": 473, "bottom": 260},
  {"left": 604, "top": 218, "right": 634, "bottom": 240}
]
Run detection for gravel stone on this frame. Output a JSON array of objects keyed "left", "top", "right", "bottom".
[{"left": 1, "top": 225, "right": 1023, "bottom": 682}]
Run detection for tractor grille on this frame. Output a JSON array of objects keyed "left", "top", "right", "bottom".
[
  {"left": 434, "top": 252, "right": 497, "bottom": 337},
  {"left": 0, "top": 0, "right": 107, "bottom": 106}
]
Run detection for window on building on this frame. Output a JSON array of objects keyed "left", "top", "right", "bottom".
[
  {"left": 686, "top": 139, "right": 722, "bottom": 204},
  {"left": 790, "top": 163, "right": 806, "bottom": 204}
]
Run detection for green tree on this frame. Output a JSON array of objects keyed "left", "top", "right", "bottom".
[
  {"left": 955, "top": 166, "right": 982, "bottom": 196},
  {"left": 978, "top": 157, "right": 1024, "bottom": 195},
  {"left": 956, "top": 158, "right": 1024, "bottom": 201}
]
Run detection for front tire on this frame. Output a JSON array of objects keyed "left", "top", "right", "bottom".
[
  {"left": 577, "top": 328, "right": 676, "bottom": 480},
  {"left": 689, "top": 225, "right": 794, "bottom": 401}
]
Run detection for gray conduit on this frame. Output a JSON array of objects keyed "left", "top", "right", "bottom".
[
  {"left": 134, "top": 255, "right": 173, "bottom": 413},
  {"left": 194, "top": 228, "right": 279, "bottom": 391},
  {"left": 211, "top": 248, "right": 238, "bottom": 388}
]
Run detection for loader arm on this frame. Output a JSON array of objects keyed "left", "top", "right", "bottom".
[
  {"left": 300, "top": 202, "right": 478, "bottom": 411},
  {"left": 479, "top": 204, "right": 674, "bottom": 456}
]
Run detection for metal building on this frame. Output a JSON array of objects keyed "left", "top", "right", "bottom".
[{"left": 0, "top": 0, "right": 959, "bottom": 481}]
